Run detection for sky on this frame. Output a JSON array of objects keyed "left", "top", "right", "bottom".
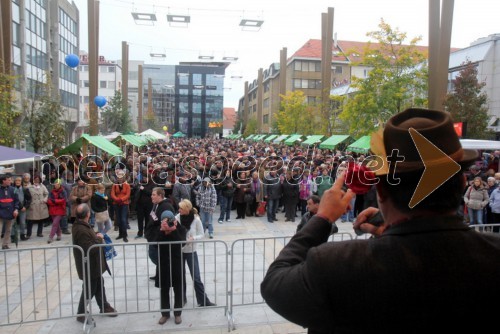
[{"left": 71, "top": 0, "right": 500, "bottom": 108}]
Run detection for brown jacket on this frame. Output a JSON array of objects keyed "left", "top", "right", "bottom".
[
  {"left": 70, "top": 185, "right": 92, "bottom": 217},
  {"left": 72, "top": 220, "right": 107, "bottom": 280}
]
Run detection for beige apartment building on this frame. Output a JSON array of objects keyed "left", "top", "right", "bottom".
[{"left": 238, "top": 38, "right": 428, "bottom": 134}]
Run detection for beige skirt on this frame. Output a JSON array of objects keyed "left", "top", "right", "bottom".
[{"left": 94, "top": 210, "right": 110, "bottom": 223}]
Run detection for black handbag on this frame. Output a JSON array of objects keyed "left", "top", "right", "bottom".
[{"left": 244, "top": 193, "right": 254, "bottom": 203}]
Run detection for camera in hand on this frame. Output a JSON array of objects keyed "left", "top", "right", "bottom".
[
  {"left": 354, "top": 210, "right": 384, "bottom": 236},
  {"left": 167, "top": 219, "right": 175, "bottom": 227}
]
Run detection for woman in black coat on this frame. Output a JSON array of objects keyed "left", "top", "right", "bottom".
[
  {"left": 154, "top": 210, "right": 187, "bottom": 326},
  {"left": 282, "top": 171, "right": 299, "bottom": 222},
  {"left": 233, "top": 171, "right": 251, "bottom": 219}
]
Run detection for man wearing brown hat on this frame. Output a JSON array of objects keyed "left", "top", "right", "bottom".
[{"left": 261, "top": 108, "right": 500, "bottom": 333}]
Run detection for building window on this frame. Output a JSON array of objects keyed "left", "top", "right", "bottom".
[
  {"left": 263, "top": 114, "right": 269, "bottom": 124},
  {"left": 100, "top": 80, "right": 107, "bottom": 88},
  {"left": 108, "top": 66, "right": 115, "bottom": 73},
  {"left": 334, "top": 66, "right": 343, "bottom": 74},
  {"left": 263, "top": 98, "right": 270, "bottom": 108}
]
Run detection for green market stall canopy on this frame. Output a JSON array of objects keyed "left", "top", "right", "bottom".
[
  {"left": 58, "top": 134, "right": 123, "bottom": 156},
  {"left": 346, "top": 135, "right": 371, "bottom": 154},
  {"left": 284, "top": 134, "right": 303, "bottom": 146},
  {"left": 319, "top": 135, "right": 353, "bottom": 150},
  {"left": 302, "top": 135, "right": 325, "bottom": 146}
]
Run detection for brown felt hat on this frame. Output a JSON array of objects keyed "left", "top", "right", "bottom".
[{"left": 372, "top": 108, "right": 478, "bottom": 174}]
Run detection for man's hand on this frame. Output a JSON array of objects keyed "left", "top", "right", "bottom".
[
  {"left": 316, "top": 172, "right": 355, "bottom": 224},
  {"left": 13, "top": 209, "right": 19, "bottom": 218},
  {"left": 353, "top": 207, "right": 387, "bottom": 237}
]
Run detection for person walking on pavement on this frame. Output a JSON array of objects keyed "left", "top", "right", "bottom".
[{"left": 72, "top": 203, "right": 117, "bottom": 323}]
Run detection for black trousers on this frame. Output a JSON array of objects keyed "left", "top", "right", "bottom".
[
  {"left": 235, "top": 202, "right": 246, "bottom": 218},
  {"left": 136, "top": 203, "right": 152, "bottom": 236},
  {"left": 77, "top": 276, "right": 109, "bottom": 314}
]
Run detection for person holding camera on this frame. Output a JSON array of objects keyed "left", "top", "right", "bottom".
[
  {"left": 154, "top": 210, "right": 186, "bottom": 326},
  {"left": 261, "top": 108, "right": 500, "bottom": 333}
]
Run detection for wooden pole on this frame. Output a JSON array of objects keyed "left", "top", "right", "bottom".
[
  {"left": 428, "top": 0, "right": 454, "bottom": 110},
  {"left": 122, "top": 41, "right": 129, "bottom": 121},
  {"left": 88, "top": 0, "right": 100, "bottom": 135},
  {"left": 138, "top": 65, "right": 143, "bottom": 131}
]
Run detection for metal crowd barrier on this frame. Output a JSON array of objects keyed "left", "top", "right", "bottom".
[
  {"left": 468, "top": 223, "right": 500, "bottom": 233},
  {"left": 0, "top": 245, "right": 85, "bottom": 326},
  {"left": 2, "top": 234, "right": 364, "bottom": 333}
]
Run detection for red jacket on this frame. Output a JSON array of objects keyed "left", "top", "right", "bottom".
[
  {"left": 47, "top": 187, "right": 67, "bottom": 216},
  {"left": 111, "top": 183, "right": 131, "bottom": 205}
]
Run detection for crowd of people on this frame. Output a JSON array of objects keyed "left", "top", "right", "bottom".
[{"left": 2, "top": 111, "right": 500, "bottom": 329}]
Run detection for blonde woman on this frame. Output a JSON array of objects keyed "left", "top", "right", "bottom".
[{"left": 176, "top": 199, "right": 216, "bottom": 307}]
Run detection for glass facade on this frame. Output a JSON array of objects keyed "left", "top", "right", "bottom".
[
  {"left": 58, "top": 7, "right": 79, "bottom": 108},
  {"left": 142, "top": 65, "right": 176, "bottom": 129},
  {"left": 174, "top": 63, "right": 226, "bottom": 138}
]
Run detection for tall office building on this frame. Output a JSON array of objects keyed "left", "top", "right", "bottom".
[
  {"left": 8, "top": 0, "right": 79, "bottom": 144},
  {"left": 175, "top": 62, "right": 228, "bottom": 138}
]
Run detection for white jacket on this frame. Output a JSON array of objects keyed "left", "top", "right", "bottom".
[{"left": 176, "top": 213, "right": 204, "bottom": 253}]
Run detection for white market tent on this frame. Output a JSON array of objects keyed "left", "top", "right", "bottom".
[
  {"left": 460, "top": 139, "right": 500, "bottom": 151},
  {"left": 102, "top": 131, "right": 121, "bottom": 141},
  {"left": 139, "top": 129, "right": 166, "bottom": 140}
]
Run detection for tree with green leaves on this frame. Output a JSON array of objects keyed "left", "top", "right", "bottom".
[
  {"left": 101, "top": 90, "right": 132, "bottom": 134},
  {"left": 443, "top": 60, "right": 491, "bottom": 139},
  {"left": 339, "top": 19, "right": 428, "bottom": 137},
  {"left": 23, "top": 78, "right": 65, "bottom": 154},
  {"left": 275, "top": 91, "right": 323, "bottom": 135},
  {"left": 0, "top": 67, "right": 21, "bottom": 147},
  {"left": 243, "top": 118, "right": 258, "bottom": 137}
]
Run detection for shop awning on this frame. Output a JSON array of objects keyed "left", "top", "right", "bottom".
[
  {"left": 302, "top": 135, "right": 325, "bottom": 146},
  {"left": 347, "top": 135, "right": 372, "bottom": 154},
  {"left": 319, "top": 135, "right": 353, "bottom": 150},
  {"left": 232, "top": 134, "right": 242, "bottom": 139},
  {"left": 284, "top": 134, "right": 303, "bottom": 146},
  {"left": 245, "top": 134, "right": 256, "bottom": 140},
  {"left": 58, "top": 134, "right": 123, "bottom": 156},
  {"left": 264, "top": 134, "right": 278, "bottom": 143},
  {"left": 0, "top": 145, "right": 42, "bottom": 166},
  {"left": 273, "top": 134, "right": 289, "bottom": 143}
]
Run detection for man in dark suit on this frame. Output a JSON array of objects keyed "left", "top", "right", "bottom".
[
  {"left": 261, "top": 108, "right": 500, "bottom": 333},
  {"left": 72, "top": 203, "right": 117, "bottom": 324}
]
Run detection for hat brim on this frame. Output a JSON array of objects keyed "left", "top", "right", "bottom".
[{"left": 370, "top": 148, "right": 479, "bottom": 175}]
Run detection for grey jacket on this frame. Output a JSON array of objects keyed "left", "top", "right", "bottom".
[{"left": 464, "top": 185, "right": 489, "bottom": 210}]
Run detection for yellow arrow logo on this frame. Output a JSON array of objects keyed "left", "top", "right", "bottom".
[{"left": 408, "top": 128, "right": 461, "bottom": 208}]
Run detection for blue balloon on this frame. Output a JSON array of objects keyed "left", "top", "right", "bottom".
[
  {"left": 94, "top": 96, "right": 107, "bottom": 107},
  {"left": 65, "top": 54, "right": 79, "bottom": 68}
]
